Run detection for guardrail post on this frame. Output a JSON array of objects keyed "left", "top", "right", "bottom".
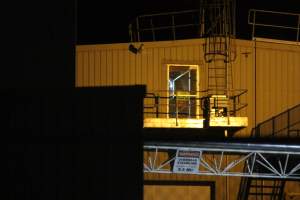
[
  {"left": 252, "top": 10, "right": 256, "bottom": 39},
  {"left": 172, "top": 15, "right": 176, "bottom": 40},
  {"left": 233, "top": 96, "right": 236, "bottom": 116},
  {"left": 175, "top": 95, "right": 178, "bottom": 126},
  {"left": 155, "top": 95, "right": 159, "bottom": 118},
  {"left": 256, "top": 124, "right": 260, "bottom": 137},
  {"left": 287, "top": 108, "right": 290, "bottom": 137},
  {"left": 272, "top": 117, "right": 275, "bottom": 137},
  {"left": 202, "top": 97, "right": 210, "bottom": 128},
  {"left": 297, "top": 15, "right": 300, "bottom": 42},
  {"left": 136, "top": 17, "right": 140, "bottom": 42},
  {"left": 150, "top": 19, "right": 156, "bottom": 41}
]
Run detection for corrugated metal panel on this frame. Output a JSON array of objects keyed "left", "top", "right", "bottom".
[
  {"left": 76, "top": 39, "right": 300, "bottom": 200},
  {"left": 144, "top": 185, "right": 211, "bottom": 200},
  {"left": 76, "top": 39, "right": 300, "bottom": 138},
  {"left": 143, "top": 152, "right": 241, "bottom": 200},
  {"left": 255, "top": 40, "right": 300, "bottom": 126},
  {"left": 76, "top": 40, "right": 204, "bottom": 92}
]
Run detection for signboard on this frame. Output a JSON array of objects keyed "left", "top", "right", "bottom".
[{"left": 173, "top": 150, "right": 201, "bottom": 174}]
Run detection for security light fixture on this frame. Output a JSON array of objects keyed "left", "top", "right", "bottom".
[{"left": 129, "top": 44, "right": 143, "bottom": 54}]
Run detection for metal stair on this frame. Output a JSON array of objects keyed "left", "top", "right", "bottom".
[
  {"left": 251, "top": 103, "right": 300, "bottom": 138},
  {"left": 238, "top": 177, "right": 285, "bottom": 200},
  {"left": 237, "top": 153, "right": 288, "bottom": 200},
  {"left": 236, "top": 102, "right": 300, "bottom": 200}
]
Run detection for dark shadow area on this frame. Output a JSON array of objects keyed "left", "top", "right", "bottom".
[
  {"left": 1, "top": 1, "right": 75, "bottom": 88},
  {"left": 4, "top": 86, "right": 145, "bottom": 200}
]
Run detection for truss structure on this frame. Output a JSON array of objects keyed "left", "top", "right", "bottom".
[{"left": 144, "top": 142, "right": 300, "bottom": 179}]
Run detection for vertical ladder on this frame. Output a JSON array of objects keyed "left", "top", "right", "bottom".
[
  {"left": 208, "top": 59, "right": 226, "bottom": 95},
  {"left": 207, "top": 58, "right": 233, "bottom": 95}
]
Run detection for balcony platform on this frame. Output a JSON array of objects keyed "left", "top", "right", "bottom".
[
  {"left": 144, "top": 117, "right": 248, "bottom": 128},
  {"left": 209, "top": 116, "right": 248, "bottom": 127},
  {"left": 144, "top": 118, "right": 205, "bottom": 128},
  {"left": 143, "top": 117, "right": 248, "bottom": 139},
  {"left": 143, "top": 117, "right": 248, "bottom": 141}
]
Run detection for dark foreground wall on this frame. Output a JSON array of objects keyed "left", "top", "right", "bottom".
[{"left": 4, "top": 86, "right": 144, "bottom": 200}]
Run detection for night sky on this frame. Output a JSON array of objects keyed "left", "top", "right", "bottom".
[
  {"left": 1, "top": 0, "right": 300, "bottom": 88},
  {"left": 77, "top": 0, "right": 300, "bottom": 45}
]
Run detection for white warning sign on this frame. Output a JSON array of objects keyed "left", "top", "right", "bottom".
[{"left": 173, "top": 150, "right": 200, "bottom": 174}]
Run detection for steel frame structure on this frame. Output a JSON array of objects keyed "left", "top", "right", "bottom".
[{"left": 144, "top": 142, "right": 300, "bottom": 179}]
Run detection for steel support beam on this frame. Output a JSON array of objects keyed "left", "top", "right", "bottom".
[{"left": 144, "top": 141, "right": 300, "bottom": 179}]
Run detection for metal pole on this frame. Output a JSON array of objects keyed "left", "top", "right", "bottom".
[
  {"left": 155, "top": 96, "right": 159, "bottom": 118},
  {"left": 175, "top": 95, "right": 178, "bottom": 126},
  {"left": 297, "top": 15, "right": 300, "bottom": 42},
  {"left": 232, "top": 0, "right": 236, "bottom": 36},
  {"left": 172, "top": 15, "right": 176, "bottom": 40},
  {"left": 136, "top": 17, "right": 140, "bottom": 42},
  {"left": 272, "top": 117, "right": 275, "bottom": 137},
  {"left": 252, "top": 10, "right": 256, "bottom": 39},
  {"left": 200, "top": 8, "right": 205, "bottom": 37},
  {"left": 233, "top": 96, "right": 236, "bottom": 116},
  {"left": 188, "top": 70, "right": 191, "bottom": 118},
  {"left": 129, "top": 24, "right": 133, "bottom": 42},
  {"left": 254, "top": 37, "right": 257, "bottom": 129},
  {"left": 150, "top": 19, "right": 156, "bottom": 41},
  {"left": 287, "top": 108, "right": 290, "bottom": 137},
  {"left": 256, "top": 123, "right": 260, "bottom": 138}
]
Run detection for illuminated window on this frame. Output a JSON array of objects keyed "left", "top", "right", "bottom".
[{"left": 167, "top": 64, "right": 199, "bottom": 119}]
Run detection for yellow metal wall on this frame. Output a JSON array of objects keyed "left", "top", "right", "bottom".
[
  {"left": 76, "top": 38, "right": 300, "bottom": 136},
  {"left": 144, "top": 185, "right": 211, "bottom": 200},
  {"left": 143, "top": 151, "right": 241, "bottom": 200},
  {"left": 76, "top": 40, "right": 204, "bottom": 91},
  {"left": 76, "top": 38, "right": 300, "bottom": 200},
  {"left": 254, "top": 40, "right": 300, "bottom": 125}
]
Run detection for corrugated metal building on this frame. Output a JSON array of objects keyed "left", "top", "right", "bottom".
[
  {"left": 76, "top": 38, "right": 300, "bottom": 136},
  {"left": 76, "top": 37, "right": 300, "bottom": 200}
]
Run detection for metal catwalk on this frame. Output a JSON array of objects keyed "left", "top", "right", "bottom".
[{"left": 144, "top": 140, "right": 300, "bottom": 179}]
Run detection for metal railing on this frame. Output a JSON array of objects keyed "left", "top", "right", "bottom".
[
  {"left": 251, "top": 104, "right": 300, "bottom": 138},
  {"left": 129, "top": 9, "right": 204, "bottom": 42},
  {"left": 248, "top": 9, "right": 300, "bottom": 42},
  {"left": 144, "top": 89, "right": 247, "bottom": 120}
]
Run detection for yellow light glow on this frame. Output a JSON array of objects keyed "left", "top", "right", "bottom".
[
  {"left": 209, "top": 117, "right": 248, "bottom": 127},
  {"left": 144, "top": 117, "right": 248, "bottom": 128},
  {"left": 144, "top": 118, "right": 204, "bottom": 128}
]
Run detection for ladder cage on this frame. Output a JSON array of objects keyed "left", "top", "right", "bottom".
[{"left": 201, "top": 0, "right": 237, "bottom": 63}]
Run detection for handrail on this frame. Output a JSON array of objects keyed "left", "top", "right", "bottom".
[
  {"left": 129, "top": 9, "right": 203, "bottom": 42},
  {"left": 144, "top": 89, "right": 248, "bottom": 120},
  {"left": 251, "top": 103, "right": 300, "bottom": 138},
  {"left": 138, "top": 9, "right": 200, "bottom": 18},
  {"left": 249, "top": 9, "right": 300, "bottom": 17},
  {"left": 248, "top": 9, "right": 300, "bottom": 42},
  {"left": 144, "top": 93, "right": 156, "bottom": 109}
]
